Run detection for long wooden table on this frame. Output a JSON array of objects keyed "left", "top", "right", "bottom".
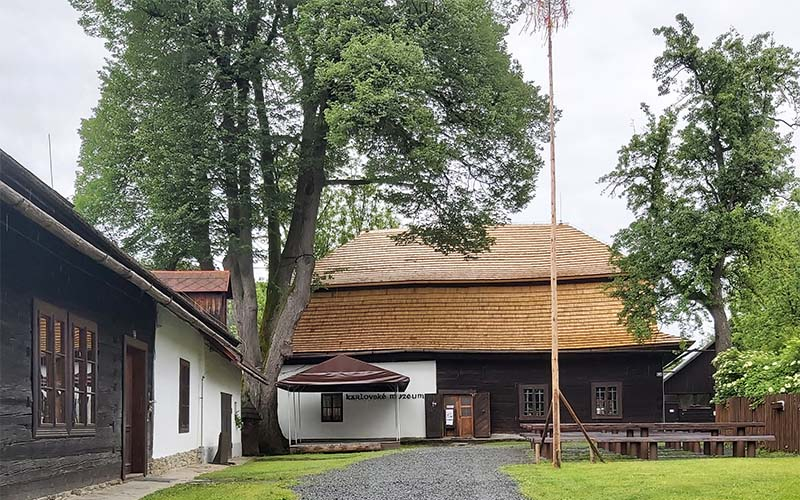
[{"left": 520, "top": 422, "right": 771, "bottom": 460}]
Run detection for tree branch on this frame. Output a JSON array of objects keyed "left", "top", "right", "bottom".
[{"left": 325, "top": 177, "right": 411, "bottom": 187}]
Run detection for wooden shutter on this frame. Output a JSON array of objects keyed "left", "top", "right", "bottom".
[
  {"left": 474, "top": 392, "right": 492, "bottom": 438},
  {"left": 179, "top": 359, "right": 190, "bottom": 432},
  {"left": 425, "top": 393, "right": 444, "bottom": 438}
]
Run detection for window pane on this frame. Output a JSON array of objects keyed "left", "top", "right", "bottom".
[
  {"left": 40, "top": 353, "right": 50, "bottom": 388},
  {"left": 534, "top": 389, "right": 545, "bottom": 416},
  {"left": 74, "top": 360, "right": 82, "bottom": 389},
  {"left": 87, "top": 330, "right": 95, "bottom": 361},
  {"left": 86, "top": 362, "right": 94, "bottom": 392},
  {"left": 461, "top": 406, "right": 472, "bottom": 417},
  {"left": 55, "top": 389, "right": 66, "bottom": 424},
  {"left": 39, "top": 316, "right": 49, "bottom": 352},
  {"left": 73, "top": 391, "right": 81, "bottom": 425},
  {"left": 55, "top": 355, "right": 65, "bottom": 388},
  {"left": 54, "top": 321, "right": 65, "bottom": 354},
  {"left": 460, "top": 396, "right": 471, "bottom": 406},
  {"left": 87, "top": 393, "right": 95, "bottom": 425},
  {"left": 40, "top": 389, "right": 52, "bottom": 425}
]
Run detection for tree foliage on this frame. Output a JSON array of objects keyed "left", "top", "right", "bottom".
[
  {"left": 713, "top": 197, "right": 800, "bottom": 402},
  {"left": 601, "top": 14, "right": 800, "bottom": 351},
  {"left": 730, "top": 197, "right": 800, "bottom": 352},
  {"left": 71, "top": 0, "right": 548, "bottom": 453}
]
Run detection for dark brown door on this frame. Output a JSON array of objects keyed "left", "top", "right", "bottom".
[
  {"left": 425, "top": 393, "right": 444, "bottom": 438},
  {"left": 123, "top": 339, "right": 148, "bottom": 477},
  {"left": 221, "top": 392, "right": 232, "bottom": 445},
  {"left": 213, "top": 392, "right": 233, "bottom": 464},
  {"left": 474, "top": 392, "right": 491, "bottom": 438}
]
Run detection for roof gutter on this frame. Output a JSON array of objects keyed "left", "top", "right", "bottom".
[
  {"left": 1, "top": 180, "right": 259, "bottom": 376},
  {"left": 288, "top": 343, "right": 683, "bottom": 359}
]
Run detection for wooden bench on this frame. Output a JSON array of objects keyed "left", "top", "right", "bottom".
[
  {"left": 531, "top": 434, "right": 776, "bottom": 461},
  {"left": 522, "top": 421, "right": 768, "bottom": 458}
]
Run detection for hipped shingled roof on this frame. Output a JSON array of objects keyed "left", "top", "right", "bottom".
[
  {"left": 292, "top": 224, "right": 679, "bottom": 355},
  {"left": 151, "top": 270, "right": 232, "bottom": 296},
  {"left": 315, "top": 225, "right": 617, "bottom": 288}
]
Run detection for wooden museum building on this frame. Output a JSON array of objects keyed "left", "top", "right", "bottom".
[{"left": 277, "top": 226, "right": 681, "bottom": 441}]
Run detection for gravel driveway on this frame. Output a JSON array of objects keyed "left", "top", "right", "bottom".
[{"left": 294, "top": 445, "right": 529, "bottom": 500}]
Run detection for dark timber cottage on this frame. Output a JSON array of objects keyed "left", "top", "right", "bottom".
[
  {"left": 0, "top": 151, "right": 264, "bottom": 499},
  {"left": 277, "top": 226, "right": 680, "bottom": 441}
]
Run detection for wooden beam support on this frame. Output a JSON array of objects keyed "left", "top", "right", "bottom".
[{"left": 559, "top": 391, "right": 605, "bottom": 463}]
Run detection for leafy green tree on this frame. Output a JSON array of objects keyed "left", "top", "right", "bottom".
[
  {"left": 315, "top": 184, "right": 397, "bottom": 258},
  {"left": 730, "top": 196, "right": 800, "bottom": 352},
  {"left": 602, "top": 15, "right": 800, "bottom": 353},
  {"left": 72, "top": 0, "right": 548, "bottom": 453}
]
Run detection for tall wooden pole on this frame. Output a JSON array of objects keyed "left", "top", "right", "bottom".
[{"left": 546, "top": 5, "right": 562, "bottom": 469}]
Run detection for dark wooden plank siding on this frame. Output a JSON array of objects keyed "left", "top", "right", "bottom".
[
  {"left": 186, "top": 292, "right": 227, "bottom": 324},
  {"left": 436, "top": 352, "right": 666, "bottom": 433},
  {"left": 0, "top": 203, "right": 156, "bottom": 500},
  {"left": 664, "top": 349, "right": 716, "bottom": 395}
]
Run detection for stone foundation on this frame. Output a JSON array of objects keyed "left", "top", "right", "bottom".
[
  {"left": 35, "top": 479, "right": 123, "bottom": 500},
  {"left": 149, "top": 447, "right": 203, "bottom": 476}
]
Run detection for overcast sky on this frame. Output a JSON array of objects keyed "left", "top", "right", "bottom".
[{"left": 1, "top": 0, "right": 799, "bottom": 248}]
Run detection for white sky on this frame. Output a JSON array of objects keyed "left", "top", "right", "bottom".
[{"left": 1, "top": 0, "right": 798, "bottom": 249}]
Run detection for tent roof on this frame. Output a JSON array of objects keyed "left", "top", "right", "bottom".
[{"left": 277, "top": 355, "right": 410, "bottom": 393}]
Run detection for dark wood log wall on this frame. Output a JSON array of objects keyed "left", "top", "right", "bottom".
[
  {"left": 664, "top": 348, "right": 716, "bottom": 395},
  {"left": 436, "top": 352, "right": 667, "bottom": 433},
  {"left": 0, "top": 203, "right": 156, "bottom": 500}
]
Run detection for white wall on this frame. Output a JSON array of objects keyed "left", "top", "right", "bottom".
[
  {"left": 277, "top": 360, "right": 436, "bottom": 440},
  {"left": 152, "top": 306, "right": 242, "bottom": 461}
]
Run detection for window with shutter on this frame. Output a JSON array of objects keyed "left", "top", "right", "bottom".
[
  {"left": 179, "top": 359, "right": 190, "bottom": 433},
  {"left": 33, "top": 300, "right": 97, "bottom": 437}
]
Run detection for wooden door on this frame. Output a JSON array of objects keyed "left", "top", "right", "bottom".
[
  {"left": 458, "top": 395, "right": 474, "bottom": 437},
  {"left": 443, "top": 394, "right": 474, "bottom": 438},
  {"left": 474, "top": 392, "right": 491, "bottom": 438},
  {"left": 425, "top": 393, "right": 444, "bottom": 438},
  {"left": 213, "top": 392, "right": 233, "bottom": 464},
  {"left": 123, "top": 339, "right": 147, "bottom": 477}
]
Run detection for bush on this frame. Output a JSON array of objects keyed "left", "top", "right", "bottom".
[{"left": 713, "top": 337, "right": 800, "bottom": 404}]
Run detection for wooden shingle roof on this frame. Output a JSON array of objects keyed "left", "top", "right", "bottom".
[
  {"left": 315, "top": 224, "right": 616, "bottom": 288},
  {"left": 292, "top": 282, "right": 678, "bottom": 354},
  {"left": 151, "top": 270, "right": 231, "bottom": 295}
]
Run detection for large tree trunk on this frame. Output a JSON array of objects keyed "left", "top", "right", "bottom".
[
  {"left": 710, "top": 258, "right": 732, "bottom": 353},
  {"left": 257, "top": 90, "right": 328, "bottom": 454}
]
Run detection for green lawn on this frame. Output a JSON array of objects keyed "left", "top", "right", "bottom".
[
  {"left": 144, "top": 450, "right": 396, "bottom": 500},
  {"left": 504, "top": 456, "right": 800, "bottom": 500}
]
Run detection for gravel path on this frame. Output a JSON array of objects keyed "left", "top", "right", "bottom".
[{"left": 294, "top": 445, "right": 529, "bottom": 500}]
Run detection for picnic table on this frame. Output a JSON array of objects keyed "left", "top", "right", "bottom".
[{"left": 520, "top": 422, "right": 774, "bottom": 461}]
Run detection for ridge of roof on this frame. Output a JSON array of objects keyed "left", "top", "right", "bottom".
[
  {"left": 315, "top": 223, "right": 617, "bottom": 288},
  {"left": 151, "top": 270, "right": 232, "bottom": 294}
]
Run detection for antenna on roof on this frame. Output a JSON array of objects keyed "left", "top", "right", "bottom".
[{"left": 47, "top": 133, "right": 54, "bottom": 188}]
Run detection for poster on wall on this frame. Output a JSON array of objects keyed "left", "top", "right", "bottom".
[{"left": 445, "top": 406, "right": 455, "bottom": 426}]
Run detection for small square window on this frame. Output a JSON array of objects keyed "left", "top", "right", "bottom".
[
  {"left": 518, "top": 384, "right": 548, "bottom": 421},
  {"left": 592, "top": 382, "right": 622, "bottom": 419},
  {"left": 321, "top": 393, "right": 343, "bottom": 422}
]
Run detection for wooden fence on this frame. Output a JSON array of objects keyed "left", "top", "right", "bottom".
[{"left": 716, "top": 393, "right": 800, "bottom": 453}]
